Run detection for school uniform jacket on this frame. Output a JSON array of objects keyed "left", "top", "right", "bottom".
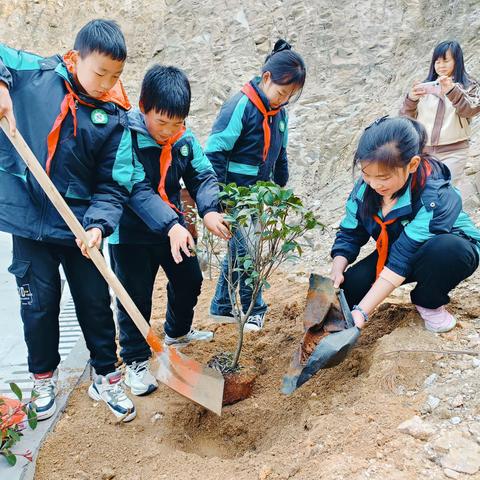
[
  {"left": 205, "top": 77, "right": 289, "bottom": 187},
  {"left": 331, "top": 161, "right": 480, "bottom": 277},
  {"left": 0, "top": 44, "right": 135, "bottom": 245},
  {"left": 109, "top": 108, "right": 219, "bottom": 244}
]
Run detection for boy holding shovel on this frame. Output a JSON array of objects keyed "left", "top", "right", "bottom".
[{"left": 0, "top": 19, "right": 137, "bottom": 421}]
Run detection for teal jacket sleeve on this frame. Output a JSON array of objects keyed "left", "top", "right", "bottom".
[
  {"left": 273, "top": 111, "right": 289, "bottom": 187},
  {"left": 0, "top": 43, "right": 44, "bottom": 88},
  {"left": 331, "top": 181, "right": 371, "bottom": 263}
]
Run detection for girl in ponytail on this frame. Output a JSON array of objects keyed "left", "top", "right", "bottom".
[
  {"left": 330, "top": 116, "right": 480, "bottom": 333},
  {"left": 206, "top": 39, "right": 306, "bottom": 331}
]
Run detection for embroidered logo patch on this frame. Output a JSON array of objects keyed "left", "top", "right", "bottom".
[
  {"left": 18, "top": 284, "right": 33, "bottom": 306},
  {"left": 91, "top": 109, "right": 108, "bottom": 125},
  {"left": 180, "top": 144, "right": 189, "bottom": 157},
  {"left": 279, "top": 120, "right": 286, "bottom": 133}
]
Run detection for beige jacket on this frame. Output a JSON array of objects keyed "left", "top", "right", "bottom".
[{"left": 400, "top": 81, "right": 480, "bottom": 153}]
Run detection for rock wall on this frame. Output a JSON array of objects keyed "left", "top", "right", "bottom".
[{"left": 1, "top": 0, "right": 479, "bottom": 256}]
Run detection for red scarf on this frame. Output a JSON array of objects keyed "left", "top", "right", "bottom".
[
  {"left": 240, "top": 82, "right": 280, "bottom": 162},
  {"left": 45, "top": 52, "right": 131, "bottom": 176},
  {"left": 157, "top": 126, "right": 186, "bottom": 213}
]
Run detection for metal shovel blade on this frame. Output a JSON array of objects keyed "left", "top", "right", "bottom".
[{"left": 282, "top": 274, "right": 360, "bottom": 394}]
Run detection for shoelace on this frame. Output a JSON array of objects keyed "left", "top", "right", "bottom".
[
  {"left": 247, "top": 315, "right": 263, "bottom": 327},
  {"left": 104, "top": 378, "right": 128, "bottom": 403},
  {"left": 130, "top": 360, "right": 149, "bottom": 376},
  {"left": 33, "top": 378, "right": 54, "bottom": 398}
]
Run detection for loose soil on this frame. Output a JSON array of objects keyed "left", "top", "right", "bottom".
[{"left": 34, "top": 271, "right": 478, "bottom": 480}]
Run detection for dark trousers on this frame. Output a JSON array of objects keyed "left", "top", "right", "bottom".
[
  {"left": 9, "top": 235, "right": 117, "bottom": 375},
  {"left": 342, "top": 234, "right": 479, "bottom": 310},
  {"left": 108, "top": 243, "right": 203, "bottom": 364}
]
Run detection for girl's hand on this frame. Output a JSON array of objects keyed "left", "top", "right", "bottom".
[
  {"left": 0, "top": 82, "right": 16, "bottom": 136},
  {"left": 409, "top": 80, "right": 424, "bottom": 101},
  {"left": 330, "top": 270, "right": 344, "bottom": 288},
  {"left": 351, "top": 309, "right": 366, "bottom": 329},
  {"left": 168, "top": 223, "right": 195, "bottom": 264},
  {"left": 438, "top": 75, "right": 454, "bottom": 95},
  {"left": 203, "top": 212, "right": 231, "bottom": 240},
  {"left": 76, "top": 227, "right": 102, "bottom": 259},
  {"left": 330, "top": 256, "right": 348, "bottom": 288}
]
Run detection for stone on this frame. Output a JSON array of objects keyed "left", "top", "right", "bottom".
[
  {"left": 424, "top": 373, "right": 438, "bottom": 387},
  {"left": 443, "top": 469, "right": 460, "bottom": 479},
  {"left": 450, "top": 394, "right": 464, "bottom": 408},
  {"left": 450, "top": 417, "right": 462, "bottom": 425},
  {"left": 472, "top": 358, "right": 480, "bottom": 368},
  {"left": 427, "top": 395, "right": 440, "bottom": 410},
  {"left": 101, "top": 468, "right": 115, "bottom": 480},
  {"left": 397, "top": 416, "right": 436, "bottom": 441},
  {"left": 431, "top": 431, "right": 480, "bottom": 475}
]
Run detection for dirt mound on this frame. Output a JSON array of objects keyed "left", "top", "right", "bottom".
[{"left": 34, "top": 272, "right": 463, "bottom": 480}]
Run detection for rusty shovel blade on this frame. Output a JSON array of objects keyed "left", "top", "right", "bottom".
[{"left": 282, "top": 274, "right": 360, "bottom": 394}]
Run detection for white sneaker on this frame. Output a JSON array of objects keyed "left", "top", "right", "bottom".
[
  {"left": 30, "top": 370, "right": 58, "bottom": 421},
  {"left": 124, "top": 360, "right": 158, "bottom": 396},
  {"left": 88, "top": 371, "right": 136, "bottom": 422},
  {"left": 164, "top": 329, "right": 214, "bottom": 347},
  {"left": 244, "top": 313, "right": 266, "bottom": 332}
]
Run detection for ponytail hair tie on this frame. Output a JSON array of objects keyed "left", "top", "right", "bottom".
[{"left": 272, "top": 39, "right": 292, "bottom": 54}]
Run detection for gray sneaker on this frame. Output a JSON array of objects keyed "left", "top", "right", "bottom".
[
  {"left": 164, "top": 329, "right": 214, "bottom": 347},
  {"left": 124, "top": 360, "right": 158, "bottom": 396},
  {"left": 88, "top": 371, "right": 136, "bottom": 422},
  {"left": 30, "top": 370, "right": 58, "bottom": 421}
]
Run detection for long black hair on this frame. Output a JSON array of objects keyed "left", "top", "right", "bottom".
[
  {"left": 353, "top": 116, "right": 438, "bottom": 217},
  {"left": 261, "top": 39, "right": 306, "bottom": 100},
  {"left": 425, "top": 40, "right": 471, "bottom": 87}
]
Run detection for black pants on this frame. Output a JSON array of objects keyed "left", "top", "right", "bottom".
[
  {"left": 342, "top": 234, "right": 479, "bottom": 310},
  {"left": 108, "top": 243, "right": 203, "bottom": 364},
  {"left": 9, "top": 235, "right": 117, "bottom": 375}
]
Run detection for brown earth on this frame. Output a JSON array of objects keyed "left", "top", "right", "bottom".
[{"left": 34, "top": 269, "right": 475, "bottom": 480}]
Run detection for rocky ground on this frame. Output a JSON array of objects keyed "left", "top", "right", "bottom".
[{"left": 34, "top": 269, "right": 480, "bottom": 480}]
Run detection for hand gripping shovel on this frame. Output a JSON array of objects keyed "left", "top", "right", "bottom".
[
  {"left": 282, "top": 273, "right": 360, "bottom": 394},
  {"left": 0, "top": 118, "right": 224, "bottom": 415}
]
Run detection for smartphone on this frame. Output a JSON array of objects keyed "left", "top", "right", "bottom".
[{"left": 418, "top": 80, "right": 441, "bottom": 95}]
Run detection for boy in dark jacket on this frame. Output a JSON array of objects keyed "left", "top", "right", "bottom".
[
  {"left": 0, "top": 20, "right": 136, "bottom": 421},
  {"left": 109, "top": 65, "right": 229, "bottom": 396}
]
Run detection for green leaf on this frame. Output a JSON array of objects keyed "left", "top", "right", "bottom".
[
  {"left": 9, "top": 383, "right": 22, "bottom": 401},
  {"left": 3, "top": 451, "right": 17, "bottom": 466},
  {"left": 27, "top": 408, "right": 38, "bottom": 430}
]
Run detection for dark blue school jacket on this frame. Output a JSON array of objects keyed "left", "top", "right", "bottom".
[
  {"left": 0, "top": 44, "right": 136, "bottom": 245},
  {"left": 205, "top": 77, "right": 289, "bottom": 187},
  {"left": 109, "top": 109, "right": 219, "bottom": 244},
  {"left": 331, "top": 161, "right": 480, "bottom": 277}
]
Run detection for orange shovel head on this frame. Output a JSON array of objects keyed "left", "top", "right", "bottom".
[{"left": 147, "top": 329, "right": 224, "bottom": 416}]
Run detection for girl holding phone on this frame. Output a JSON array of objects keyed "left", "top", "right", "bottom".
[{"left": 400, "top": 40, "right": 480, "bottom": 195}]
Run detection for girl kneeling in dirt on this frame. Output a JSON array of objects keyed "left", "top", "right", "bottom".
[{"left": 330, "top": 116, "right": 480, "bottom": 333}]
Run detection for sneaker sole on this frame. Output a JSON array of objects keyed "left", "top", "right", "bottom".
[
  {"left": 31, "top": 402, "right": 57, "bottom": 421},
  {"left": 208, "top": 313, "right": 237, "bottom": 324},
  {"left": 124, "top": 376, "right": 158, "bottom": 397},
  {"left": 88, "top": 384, "right": 137, "bottom": 422},
  {"left": 425, "top": 317, "right": 457, "bottom": 333}
]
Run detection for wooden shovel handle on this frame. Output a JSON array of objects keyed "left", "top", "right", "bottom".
[{"left": 0, "top": 118, "right": 154, "bottom": 342}]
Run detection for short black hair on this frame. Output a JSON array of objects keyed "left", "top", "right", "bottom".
[
  {"left": 74, "top": 19, "right": 127, "bottom": 61},
  {"left": 140, "top": 64, "right": 191, "bottom": 118}
]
